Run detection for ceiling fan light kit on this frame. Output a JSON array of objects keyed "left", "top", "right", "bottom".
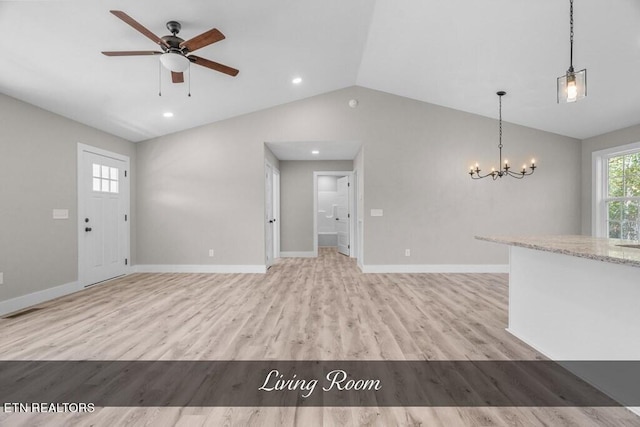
[
  {"left": 160, "top": 52, "right": 190, "bottom": 72},
  {"left": 102, "top": 10, "right": 239, "bottom": 94}
]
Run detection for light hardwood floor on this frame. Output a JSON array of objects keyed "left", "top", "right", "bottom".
[{"left": 0, "top": 248, "right": 638, "bottom": 426}]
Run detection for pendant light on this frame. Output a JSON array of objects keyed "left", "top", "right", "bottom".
[
  {"left": 557, "top": 0, "right": 586, "bottom": 103},
  {"left": 469, "top": 91, "right": 536, "bottom": 180}
]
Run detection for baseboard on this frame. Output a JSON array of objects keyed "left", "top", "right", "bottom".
[
  {"left": 279, "top": 251, "right": 316, "bottom": 258},
  {"left": 135, "top": 264, "right": 267, "bottom": 274},
  {"left": 360, "top": 264, "right": 509, "bottom": 273},
  {"left": 0, "top": 280, "right": 81, "bottom": 317}
]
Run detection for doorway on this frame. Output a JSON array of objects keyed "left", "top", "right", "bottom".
[
  {"left": 313, "top": 171, "right": 356, "bottom": 257},
  {"left": 77, "top": 144, "right": 130, "bottom": 287}
]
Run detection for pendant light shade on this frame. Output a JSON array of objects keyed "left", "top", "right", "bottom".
[
  {"left": 557, "top": 68, "right": 586, "bottom": 103},
  {"left": 557, "top": 0, "right": 586, "bottom": 103}
]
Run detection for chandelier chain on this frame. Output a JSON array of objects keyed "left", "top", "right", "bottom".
[{"left": 498, "top": 95, "right": 502, "bottom": 151}]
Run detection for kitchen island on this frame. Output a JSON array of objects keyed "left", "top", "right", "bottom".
[{"left": 477, "top": 235, "right": 640, "bottom": 412}]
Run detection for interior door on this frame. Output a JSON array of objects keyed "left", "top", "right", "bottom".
[
  {"left": 265, "top": 162, "right": 274, "bottom": 268},
  {"left": 80, "top": 150, "right": 128, "bottom": 285},
  {"left": 336, "top": 176, "right": 350, "bottom": 256}
]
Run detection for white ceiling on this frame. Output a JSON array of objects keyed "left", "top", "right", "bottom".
[
  {"left": 1, "top": 0, "right": 640, "bottom": 142},
  {"left": 266, "top": 140, "right": 362, "bottom": 161}
]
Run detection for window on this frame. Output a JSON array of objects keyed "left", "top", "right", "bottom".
[
  {"left": 606, "top": 152, "right": 640, "bottom": 239},
  {"left": 594, "top": 143, "right": 640, "bottom": 240},
  {"left": 92, "top": 163, "right": 119, "bottom": 193}
]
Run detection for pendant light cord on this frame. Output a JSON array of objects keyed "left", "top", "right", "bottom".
[{"left": 569, "top": 0, "right": 574, "bottom": 71}]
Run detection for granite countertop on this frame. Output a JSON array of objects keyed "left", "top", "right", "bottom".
[{"left": 476, "top": 235, "right": 640, "bottom": 268}]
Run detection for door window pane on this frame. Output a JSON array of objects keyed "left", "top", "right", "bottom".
[{"left": 91, "top": 163, "right": 120, "bottom": 194}]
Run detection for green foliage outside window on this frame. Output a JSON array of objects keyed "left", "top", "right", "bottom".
[{"left": 607, "top": 152, "right": 640, "bottom": 240}]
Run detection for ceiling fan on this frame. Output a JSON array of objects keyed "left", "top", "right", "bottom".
[{"left": 102, "top": 10, "right": 239, "bottom": 84}]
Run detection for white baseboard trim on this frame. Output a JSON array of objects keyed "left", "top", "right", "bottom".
[
  {"left": 135, "top": 264, "right": 267, "bottom": 274},
  {"left": 279, "top": 251, "right": 316, "bottom": 258},
  {"left": 360, "top": 264, "right": 509, "bottom": 273},
  {"left": 0, "top": 280, "right": 81, "bottom": 317}
]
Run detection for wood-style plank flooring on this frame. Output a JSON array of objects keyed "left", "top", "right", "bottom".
[{"left": 0, "top": 248, "right": 638, "bottom": 426}]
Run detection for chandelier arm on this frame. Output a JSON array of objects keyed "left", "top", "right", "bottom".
[
  {"left": 471, "top": 172, "right": 491, "bottom": 180},
  {"left": 505, "top": 171, "right": 526, "bottom": 179},
  {"left": 506, "top": 168, "right": 536, "bottom": 178}
]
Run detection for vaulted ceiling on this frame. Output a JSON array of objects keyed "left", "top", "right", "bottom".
[{"left": 1, "top": 0, "right": 639, "bottom": 142}]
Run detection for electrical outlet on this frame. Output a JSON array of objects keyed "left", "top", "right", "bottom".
[
  {"left": 405, "top": 249, "right": 411, "bottom": 257},
  {"left": 208, "top": 249, "right": 214, "bottom": 257},
  {"left": 0, "top": 272, "right": 4, "bottom": 285}
]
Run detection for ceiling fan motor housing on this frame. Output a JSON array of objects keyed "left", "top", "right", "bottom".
[{"left": 161, "top": 35, "right": 186, "bottom": 53}]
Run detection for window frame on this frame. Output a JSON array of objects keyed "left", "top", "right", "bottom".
[{"left": 592, "top": 141, "right": 640, "bottom": 238}]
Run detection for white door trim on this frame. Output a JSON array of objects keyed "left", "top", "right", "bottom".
[
  {"left": 77, "top": 143, "right": 130, "bottom": 287},
  {"left": 313, "top": 171, "right": 355, "bottom": 258},
  {"left": 273, "top": 167, "right": 281, "bottom": 259}
]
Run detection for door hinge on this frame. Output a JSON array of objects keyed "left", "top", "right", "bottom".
[
  {"left": 348, "top": 182, "right": 350, "bottom": 187},
  {"left": 125, "top": 258, "right": 128, "bottom": 266},
  {"left": 348, "top": 244, "right": 350, "bottom": 249},
  {"left": 124, "top": 170, "right": 127, "bottom": 178},
  {"left": 348, "top": 213, "right": 350, "bottom": 218},
  {"left": 125, "top": 214, "right": 128, "bottom": 222}
]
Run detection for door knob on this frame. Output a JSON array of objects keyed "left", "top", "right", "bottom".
[
  {"left": 85, "top": 227, "right": 92, "bottom": 232},
  {"left": 269, "top": 220, "right": 274, "bottom": 223},
  {"left": 335, "top": 217, "right": 339, "bottom": 221}
]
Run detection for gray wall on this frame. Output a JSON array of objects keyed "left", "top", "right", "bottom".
[
  {"left": 136, "top": 86, "right": 581, "bottom": 267},
  {"left": 0, "top": 93, "right": 135, "bottom": 302},
  {"left": 353, "top": 88, "right": 581, "bottom": 265},
  {"left": 581, "top": 123, "right": 640, "bottom": 235},
  {"left": 280, "top": 160, "right": 353, "bottom": 252}
]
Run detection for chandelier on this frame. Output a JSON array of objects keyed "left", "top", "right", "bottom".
[
  {"left": 557, "top": 0, "right": 586, "bottom": 103},
  {"left": 469, "top": 91, "right": 537, "bottom": 180}
]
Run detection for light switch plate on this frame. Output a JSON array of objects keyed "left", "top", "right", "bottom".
[
  {"left": 53, "top": 209, "right": 69, "bottom": 219},
  {"left": 0, "top": 272, "right": 3, "bottom": 285},
  {"left": 370, "top": 209, "right": 383, "bottom": 217}
]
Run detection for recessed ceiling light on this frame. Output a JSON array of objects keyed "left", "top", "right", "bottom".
[
  {"left": 163, "top": 112, "right": 174, "bottom": 118},
  {"left": 311, "top": 150, "right": 319, "bottom": 155},
  {"left": 292, "top": 77, "right": 303, "bottom": 85}
]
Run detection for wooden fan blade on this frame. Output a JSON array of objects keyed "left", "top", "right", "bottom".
[
  {"left": 110, "top": 10, "right": 169, "bottom": 48},
  {"left": 190, "top": 55, "right": 239, "bottom": 76},
  {"left": 179, "top": 28, "right": 225, "bottom": 52},
  {"left": 171, "top": 71, "right": 185, "bottom": 83},
  {"left": 102, "top": 51, "right": 162, "bottom": 56}
]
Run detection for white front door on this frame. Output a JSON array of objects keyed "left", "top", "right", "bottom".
[
  {"left": 79, "top": 147, "right": 129, "bottom": 286},
  {"left": 336, "top": 176, "right": 350, "bottom": 256}
]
